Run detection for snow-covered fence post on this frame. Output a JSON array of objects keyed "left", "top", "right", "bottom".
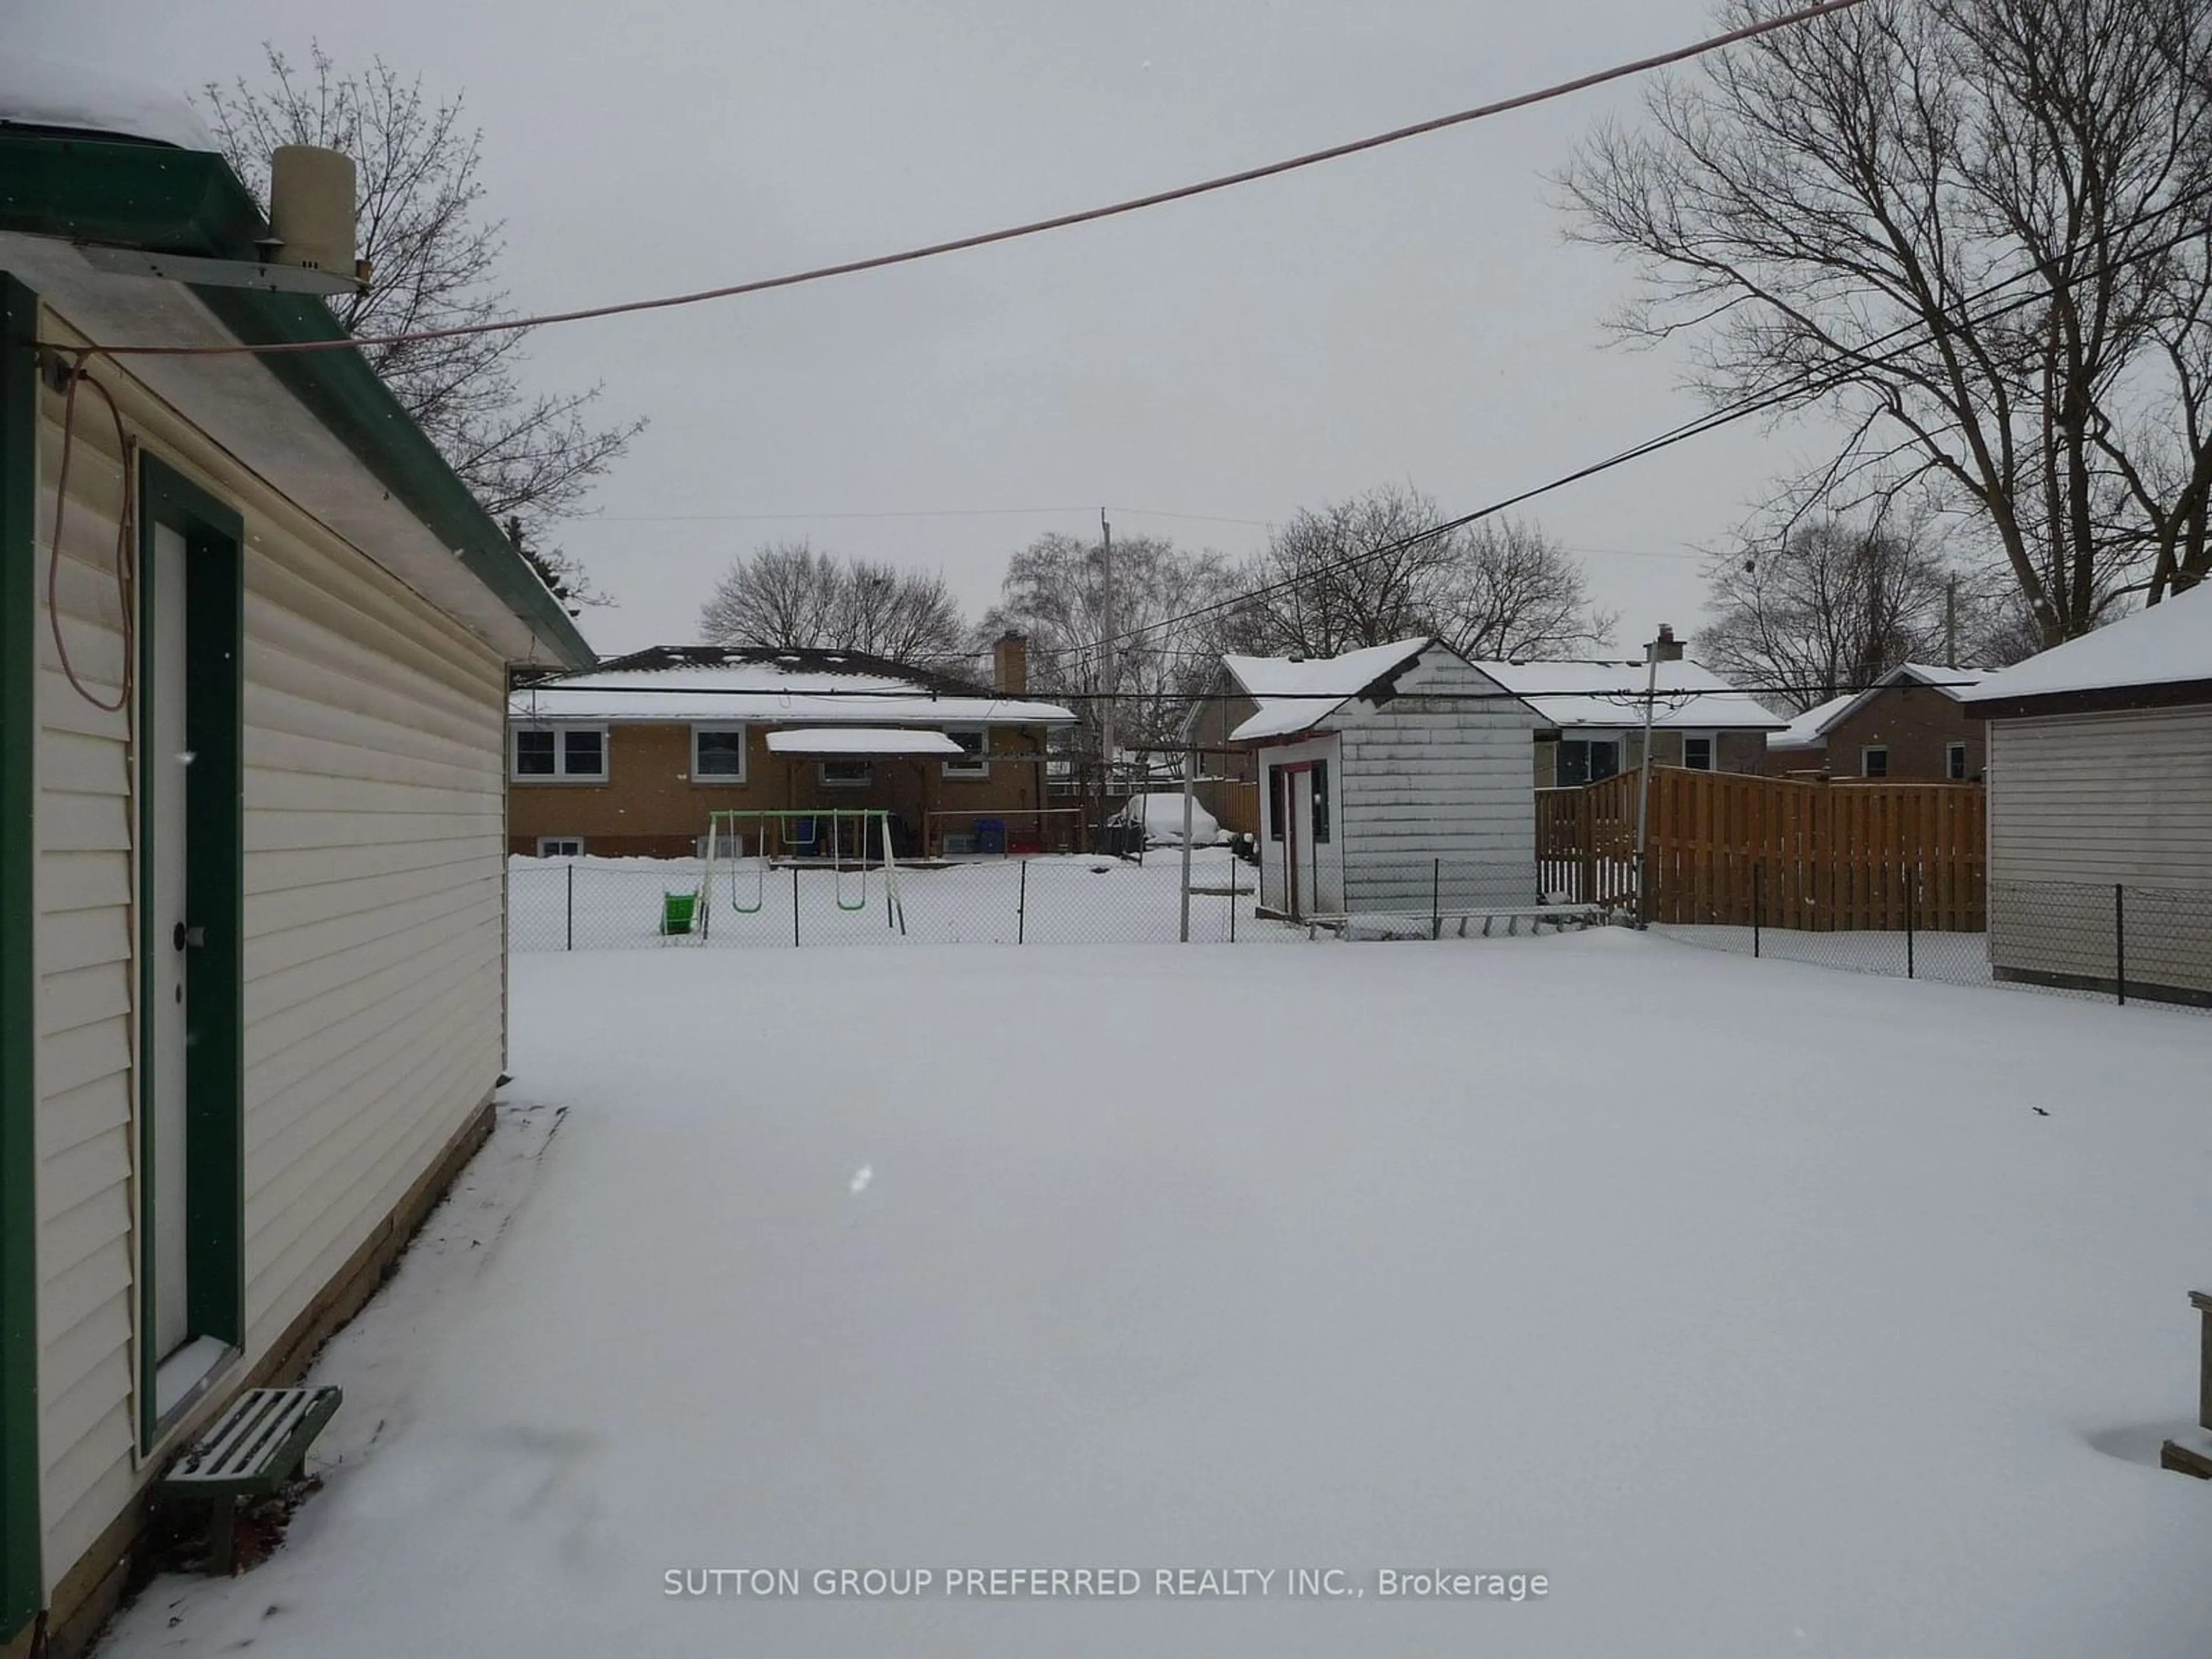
[
  {"left": 1017, "top": 859, "right": 1027, "bottom": 945},
  {"left": 1752, "top": 862, "right": 1761, "bottom": 959},
  {"left": 1431, "top": 859, "right": 1441, "bottom": 941},
  {"left": 565, "top": 862, "right": 573, "bottom": 953},
  {"left": 793, "top": 864, "right": 802, "bottom": 948}
]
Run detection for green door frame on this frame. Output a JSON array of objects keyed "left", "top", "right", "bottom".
[
  {"left": 135, "top": 455, "right": 245, "bottom": 1451},
  {"left": 1, "top": 273, "right": 44, "bottom": 1642}
]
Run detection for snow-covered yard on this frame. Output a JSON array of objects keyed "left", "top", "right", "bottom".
[{"left": 103, "top": 933, "right": 2212, "bottom": 1657}]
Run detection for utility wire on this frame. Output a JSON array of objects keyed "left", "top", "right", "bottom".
[
  {"left": 63, "top": 0, "right": 1874, "bottom": 361},
  {"left": 1086, "top": 185, "right": 2212, "bottom": 657},
  {"left": 513, "top": 677, "right": 1972, "bottom": 702}
]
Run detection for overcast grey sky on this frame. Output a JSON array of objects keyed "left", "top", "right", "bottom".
[{"left": 23, "top": 0, "right": 1835, "bottom": 659}]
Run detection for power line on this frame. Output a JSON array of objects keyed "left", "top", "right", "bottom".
[
  {"left": 560, "top": 503, "right": 1279, "bottom": 529},
  {"left": 61, "top": 0, "right": 1876, "bottom": 362},
  {"left": 1088, "top": 185, "right": 2212, "bottom": 657},
  {"left": 512, "top": 676, "right": 1974, "bottom": 703},
  {"left": 570, "top": 506, "right": 1090, "bottom": 526}
]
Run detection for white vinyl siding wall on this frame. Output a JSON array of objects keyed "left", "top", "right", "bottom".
[
  {"left": 33, "top": 354, "right": 139, "bottom": 1590},
  {"left": 30, "top": 327, "right": 511, "bottom": 1594},
  {"left": 1335, "top": 652, "right": 1540, "bottom": 912},
  {"left": 1986, "top": 707, "right": 2212, "bottom": 998}
]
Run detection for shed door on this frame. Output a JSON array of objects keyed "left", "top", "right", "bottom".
[
  {"left": 137, "top": 459, "right": 247, "bottom": 1448},
  {"left": 147, "top": 524, "right": 191, "bottom": 1359}
]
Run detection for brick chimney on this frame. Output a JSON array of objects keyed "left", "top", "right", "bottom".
[
  {"left": 1647, "top": 623, "right": 1685, "bottom": 664},
  {"left": 993, "top": 630, "right": 1029, "bottom": 694}
]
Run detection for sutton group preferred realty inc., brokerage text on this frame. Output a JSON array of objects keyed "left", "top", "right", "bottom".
[{"left": 663, "top": 1567, "right": 1550, "bottom": 1603}]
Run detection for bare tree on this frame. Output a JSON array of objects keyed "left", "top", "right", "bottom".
[
  {"left": 699, "top": 541, "right": 969, "bottom": 661},
  {"left": 1696, "top": 512, "right": 2022, "bottom": 710},
  {"left": 981, "top": 531, "right": 1238, "bottom": 756},
  {"left": 830, "top": 560, "right": 968, "bottom": 662},
  {"left": 699, "top": 541, "right": 844, "bottom": 649},
  {"left": 202, "top": 44, "right": 642, "bottom": 605},
  {"left": 1560, "top": 0, "right": 2212, "bottom": 646},
  {"left": 1232, "top": 484, "right": 1457, "bottom": 657},
  {"left": 1435, "top": 519, "right": 1619, "bottom": 660},
  {"left": 1230, "top": 485, "right": 1612, "bottom": 660}
]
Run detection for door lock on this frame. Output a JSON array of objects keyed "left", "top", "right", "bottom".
[{"left": 173, "top": 922, "right": 206, "bottom": 951}]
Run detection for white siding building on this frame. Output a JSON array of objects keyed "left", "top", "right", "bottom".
[
  {"left": 1963, "top": 586, "right": 2212, "bottom": 1005},
  {"left": 2, "top": 100, "right": 592, "bottom": 1654},
  {"left": 1225, "top": 639, "right": 1543, "bottom": 921}
]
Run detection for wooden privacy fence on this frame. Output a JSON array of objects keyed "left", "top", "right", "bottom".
[{"left": 1537, "top": 769, "right": 1986, "bottom": 930}]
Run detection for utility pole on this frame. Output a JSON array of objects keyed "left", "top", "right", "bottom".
[
  {"left": 1633, "top": 623, "right": 1683, "bottom": 928},
  {"left": 1945, "top": 575, "right": 1959, "bottom": 669},
  {"left": 1100, "top": 510, "right": 1116, "bottom": 838}
]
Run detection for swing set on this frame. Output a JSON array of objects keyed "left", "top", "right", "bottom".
[{"left": 694, "top": 808, "right": 908, "bottom": 936}]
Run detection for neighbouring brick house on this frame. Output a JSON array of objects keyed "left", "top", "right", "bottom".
[
  {"left": 1765, "top": 664, "right": 1990, "bottom": 780},
  {"left": 1479, "top": 650, "right": 1784, "bottom": 787},
  {"left": 507, "top": 637, "right": 1077, "bottom": 858}
]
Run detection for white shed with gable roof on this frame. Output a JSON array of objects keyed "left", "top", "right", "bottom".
[{"left": 1223, "top": 638, "right": 1543, "bottom": 922}]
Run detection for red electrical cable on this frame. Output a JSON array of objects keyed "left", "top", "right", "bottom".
[
  {"left": 46, "top": 353, "right": 138, "bottom": 713},
  {"left": 74, "top": 0, "right": 1872, "bottom": 361}
]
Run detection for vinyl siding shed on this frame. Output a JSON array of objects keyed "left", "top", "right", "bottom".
[
  {"left": 2, "top": 118, "right": 592, "bottom": 1655},
  {"left": 1230, "top": 639, "right": 1542, "bottom": 920},
  {"left": 1965, "top": 588, "right": 2212, "bottom": 1005}
]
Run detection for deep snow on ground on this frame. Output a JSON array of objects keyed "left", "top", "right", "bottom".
[{"left": 102, "top": 932, "right": 2212, "bottom": 1658}]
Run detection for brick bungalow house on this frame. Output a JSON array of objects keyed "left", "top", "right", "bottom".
[
  {"left": 507, "top": 636, "right": 1076, "bottom": 858},
  {"left": 1765, "top": 664, "right": 1990, "bottom": 779}
]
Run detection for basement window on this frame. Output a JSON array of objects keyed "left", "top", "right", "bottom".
[{"left": 537, "top": 836, "right": 584, "bottom": 857}]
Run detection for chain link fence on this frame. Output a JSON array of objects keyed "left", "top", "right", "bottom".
[
  {"left": 1650, "top": 876, "right": 2212, "bottom": 1014},
  {"left": 507, "top": 855, "right": 2211, "bottom": 1012},
  {"left": 506, "top": 851, "right": 1591, "bottom": 951}
]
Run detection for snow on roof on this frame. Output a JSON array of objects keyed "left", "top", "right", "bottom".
[
  {"left": 509, "top": 645, "right": 1075, "bottom": 728},
  {"left": 1223, "top": 638, "right": 1434, "bottom": 743},
  {"left": 1888, "top": 663, "right": 1989, "bottom": 700},
  {"left": 0, "top": 55, "right": 218, "bottom": 152},
  {"left": 1964, "top": 584, "right": 2212, "bottom": 704},
  {"left": 1770, "top": 665, "right": 1989, "bottom": 749},
  {"left": 764, "top": 728, "right": 962, "bottom": 757},
  {"left": 1768, "top": 694, "right": 1858, "bottom": 750},
  {"left": 1473, "top": 658, "right": 1786, "bottom": 732}
]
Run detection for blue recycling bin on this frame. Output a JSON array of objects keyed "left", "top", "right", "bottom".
[{"left": 974, "top": 817, "right": 1007, "bottom": 854}]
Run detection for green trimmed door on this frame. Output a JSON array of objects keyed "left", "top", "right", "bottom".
[{"left": 137, "top": 458, "right": 244, "bottom": 1446}]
